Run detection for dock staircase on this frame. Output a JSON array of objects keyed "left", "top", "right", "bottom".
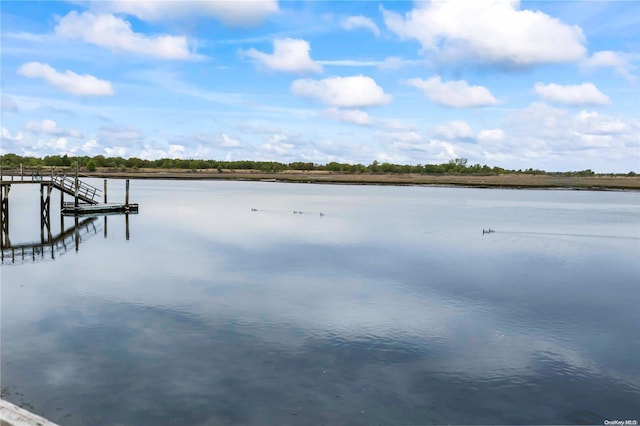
[{"left": 50, "top": 174, "right": 100, "bottom": 205}]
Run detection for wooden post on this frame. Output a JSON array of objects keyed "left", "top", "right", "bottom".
[
  {"left": 74, "top": 216, "right": 79, "bottom": 252},
  {"left": 74, "top": 161, "right": 79, "bottom": 208},
  {"left": 1, "top": 185, "right": 10, "bottom": 248},
  {"left": 40, "top": 184, "right": 44, "bottom": 230},
  {"left": 125, "top": 179, "right": 129, "bottom": 206},
  {"left": 104, "top": 179, "right": 108, "bottom": 203},
  {"left": 20, "top": 163, "right": 23, "bottom": 181}
]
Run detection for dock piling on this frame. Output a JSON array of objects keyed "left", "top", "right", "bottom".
[{"left": 74, "top": 161, "right": 79, "bottom": 208}]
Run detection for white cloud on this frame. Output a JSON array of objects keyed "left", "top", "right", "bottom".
[
  {"left": 104, "top": 146, "right": 129, "bottom": 157},
  {"left": 291, "top": 75, "right": 392, "bottom": 108},
  {"left": 92, "top": 1, "right": 279, "bottom": 27},
  {"left": 478, "top": 129, "right": 505, "bottom": 142},
  {"left": 23, "top": 119, "right": 84, "bottom": 138},
  {"left": 341, "top": 16, "right": 380, "bottom": 36},
  {"left": 17, "top": 62, "right": 114, "bottom": 96},
  {"left": 500, "top": 102, "right": 640, "bottom": 171},
  {"left": 574, "top": 111, "right": 630, "bottom": 135},
  {"left": 221, "top": 133, "right": 242, "bottom": 147},
  {"left": 378, "top": 56, "right": 422, "bottom": 71},
  {"left": 581, "top": 51, "right": 637, "bottom": 82},
  {"left": 82, "top": 139, "right": 100, "bottom": 154},
  {"left": 406, "top": 76, "right": 498, "bottom": 108},
  {"left": 1, "top": 96, "right": 18, "bottom": 112},
  {"left": 55, "top": 11, "right": 195, "bottom": 60},
  {"left": 433, "top": 120, "right": 475, "bottom": 141},
  {"left": 168, "top": 144, "right": 185, "bottom": 158},
  {"left": 383, "top": 0, "right": 586, "bottom": 67},
  {"left": 241, "top": 38, "right": 322, "bottom": 73},
  {"left": 377, "top": 130, "right": 423, "bottom": 145},
  {"left": 261, "top": 134, "right": 296, "bottom": 156},
  {"left": 534, "top": 82, "right": 610, "bottom": 106},
  {"left": 1, "top": 128, "right": 23, "bottom": 142},
  {"left": 242, "top": 38, "right": 322, "bottom": 73},
  {"left": 323, "top": 108, "right": 373, "bottom": 126}
]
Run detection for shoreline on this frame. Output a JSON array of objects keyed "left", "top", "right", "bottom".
[{"left": 2, "top": 169, "right": 639, "bottom": 190}]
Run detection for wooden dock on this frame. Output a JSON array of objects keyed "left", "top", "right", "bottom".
[
  {"left": 1, "top": 165, "right": 138, "bottom": 251},
  {"left": 0, "top": 399, "right": 61, "bottom": 426},
  {"left": 61, "top": 202, "right": 138, "bottom": 215}
]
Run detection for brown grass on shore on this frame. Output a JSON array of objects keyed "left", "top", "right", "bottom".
[
  {"left": 3, "top": 167, "right": 638, "bottom": 189},
  {"left": 69, "top": 168, "right": 640, "bottom": 190}
]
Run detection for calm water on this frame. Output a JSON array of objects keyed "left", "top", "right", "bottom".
[{"left": 1, "top": 180, "right": 639, "bottom": 425}]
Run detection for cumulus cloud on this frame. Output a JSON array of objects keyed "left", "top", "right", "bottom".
[
  {"left": 581, "top": 51, "right": 637, "bottom": 82},
  {"left": 23, "top": 119, "right": 84, "bottom": 138},
  {"left": 221, "top": 133, "right": 242, "bottom": 147},
  {"left": 92, "top": 1, "right": 279, "bottom": 27},
  {"left": 534, "top": 82, "right": 610, "bottom": 106},
  {"left": 17, "top": 62, "right": 114, "bottom": 96},
  {"left": 168, "top": 144, "right": 185, "bottom": 158},
  {"left": 383, "top": 0, "right": 586, "bottom": 67},
  {"left": 261, "top": 134, "right": 296, "bottom": 156},
  {"left": 55, "top": 11, "right": 195, "bottom": 60},
  {"left": 433, "top": 120, "right": 475, "bottom": 141},
  {"left": 500, "top": 102, "right": 640, "bottom": 170},
  {"left": 104, "top": 146, "right": 129, "bottom": 157},
  {"left": 323, "top": 108, "right": 373, "bottom": 126},
  {"left": 341, "top": 16, "right": 380, "bottom": 36},
  {"left": 1, "top": 128, "right": 23, "bottom": 142},
  {"left": 574, "top": 111, "right": 630, "bottom": 135},
  {"left": 242, "top": 38, "right": 322, "bottom": 73},
  {"left": 291, "top": 75, "right": 392, "bottom": 108},
  {"left": 406, "top": 76, "right": 498, "bottom": 108},
  {"left": 82, "top": 139, "right": 100, "bottom": 154}
]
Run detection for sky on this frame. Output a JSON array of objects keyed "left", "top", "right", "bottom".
[{"left": 1, "top": 0, "right": 639, "bottom": 173}]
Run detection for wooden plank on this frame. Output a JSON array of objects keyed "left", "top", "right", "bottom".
[{"left": 0, "top": 399, "right": 61, "bottom": 426}]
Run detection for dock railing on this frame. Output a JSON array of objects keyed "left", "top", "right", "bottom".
[{"left": 52, "top": 174, "right": 101, "bottom": 204}]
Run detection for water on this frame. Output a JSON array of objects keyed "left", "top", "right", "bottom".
[{"left": 1, "top": 180, "right": 639, "bottom": 425}]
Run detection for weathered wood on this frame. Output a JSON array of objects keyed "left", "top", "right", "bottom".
[
  {"left": 104, "top": 179, "right": 107, "bottom": 203},
  {"left": 125, "top": 179, "right": 130, "bottom": 206},
  {"left": 62, "top": 202, "right": 138, "bottom": 215},
  {"left": 74, "top": 161, "right": 79, "bottom": 207},
  {"left": 1, "top": 185, "right": 10, "bottom": 248},
  {"left": 0, "top": 398, "right": 61, "bottom": 426}
]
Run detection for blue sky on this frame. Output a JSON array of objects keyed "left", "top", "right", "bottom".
[{"left": 1, "top": 0, "right": 638, "bottom": 172}]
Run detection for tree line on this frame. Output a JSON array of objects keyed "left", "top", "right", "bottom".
[{"left": 0, "top": 153, "right": 627, "bottom": 176}]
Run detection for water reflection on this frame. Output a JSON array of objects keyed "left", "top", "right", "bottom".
[
  {"left": 1, "top": 214, "right": 132, "bottom": 265},
  {"left": 1, "top": 182, "right": 639, "bottom": 425}
]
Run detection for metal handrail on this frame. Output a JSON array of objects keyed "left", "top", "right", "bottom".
[{"left": 52, "top": 174, "right": 101, "bottom": 202}]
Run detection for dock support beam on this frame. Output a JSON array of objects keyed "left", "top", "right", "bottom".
[
  {"left": 125, "top": 179, "right": 130, "bottom": 206},
  {"left": 74, "top": 161, "right": 79, "bottom": 208},
  {"left": 40, "top": 183, "right": 52, "bottom": 244},
  {"left": 1, "top": 185, "right": 10, "bottom": 248},
  {"left": 104, "top": 179, "right": 108, "bottom": 203}
]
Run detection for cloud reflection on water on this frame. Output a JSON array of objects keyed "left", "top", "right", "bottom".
[{"left": 2, "top": 182, "right": 639, "bottom": 425}]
